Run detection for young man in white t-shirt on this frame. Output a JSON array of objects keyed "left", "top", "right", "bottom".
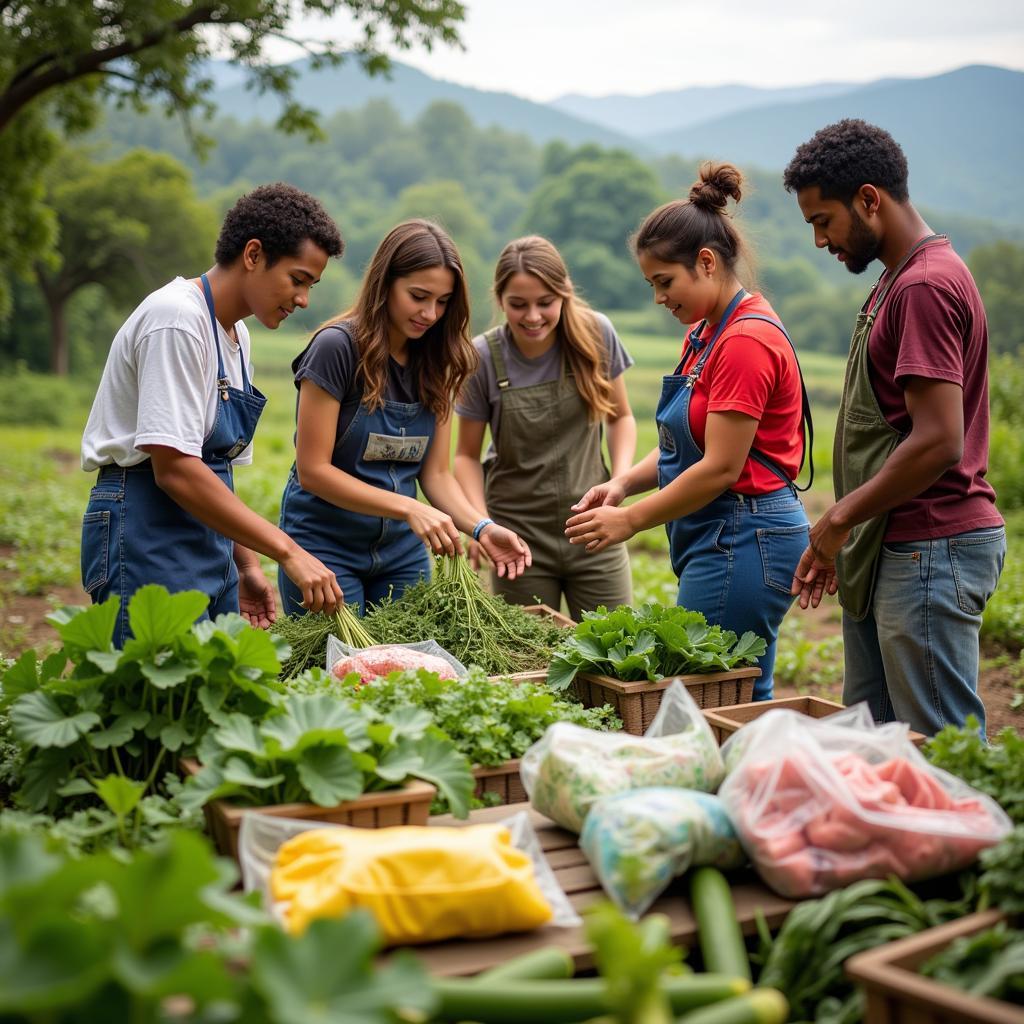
[{"left": 81, "top": 182, "right": 345, "bottom": 643}]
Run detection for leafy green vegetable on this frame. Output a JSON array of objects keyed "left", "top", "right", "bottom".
[
  {"left": 364, "top": 555, "right": 567, "bottom": 675},
  {"left": 181, "top": 691, "right": 474, "bottom": 818},
  {"left": 755, "top": 876, "right": 976, "bottom": 1023},
  {"left": 293, "top": 665, "right": 620, "bottom": 767},
  {"left": 547, "top": 604, "right": 767, "bottom": 689},
  {"left": 1, "top": 586, "right": 285, "bottom": 844},
  {"left": 979, "top": 825, "right": 1024, "bottom": 914},
  {"left": 925, "top": 716, "right": 1024, "bottom": 825},
  {"left": 921, "top": 922, "right": 1024, "bottom": 1004}
]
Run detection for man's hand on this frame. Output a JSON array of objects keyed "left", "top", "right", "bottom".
[
  {"left": 791, "top": 506, "right": 848, "bottom": 609},
  {"left": 565, "top": 504, "right": 636, "bottom": 553},
  {"left": 238, "top": 565, "right": 277, "bottom": 628},
  {"left": 477, "top": 524, "right": 532, "bottom": 580}
]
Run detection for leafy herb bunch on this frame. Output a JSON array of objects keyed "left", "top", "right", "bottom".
[
  {"left": 1, "top": 586, "right": 285, "bottom": 842},
  {"left": 180, "top": 691, "right": 474, "bottom": 817},
  {"left": 294, "top": 665, "right": 621, "bottom": 767},
  {"left": 548, "top": 604, "right": 767, "bottom": 690}
]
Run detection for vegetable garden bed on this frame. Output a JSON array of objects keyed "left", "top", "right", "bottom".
[
  {"left": 703, "top": 695, "right": 928, "bottom": 747},
  {"left": 572, "top": 667, "right": 760, "bottom": 734},
  {"left": 846, "top": 909, "right": 1024, "bottom": 1024},
  {"left": 472, "top": 757, "right": 527, "bottom": 805},
  {"left": 180, "top": 758, "right": 436, "bottom": 860}
]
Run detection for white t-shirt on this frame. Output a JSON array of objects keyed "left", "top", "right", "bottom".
[{"left": 81, "top": 277, "right": 255, "bottom": 471}]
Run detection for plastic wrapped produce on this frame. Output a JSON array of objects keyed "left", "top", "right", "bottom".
[
  {"left": 717, "top": 705, "right": 1012, "bottom": 898},
  {"left": 327, "top": 637, "right": 465, "bottom": 686},
  {"left": 581, "top": 787, "right": 744, "bottom": 918},
  {"left": 521, "top": 681, "right": 724, "bottom": 832}
]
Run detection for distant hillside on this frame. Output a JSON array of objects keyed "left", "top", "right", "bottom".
[
  {"left": 208, "top": 56, "right": 640, "bottom": 149},
  {"left": 553, "top": 81, "right": 859, "bottom": 137},
  {"left": 644, "top": 66, "right": 1024, "bottom": 224}
]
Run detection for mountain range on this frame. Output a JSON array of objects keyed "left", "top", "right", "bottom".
[{"left": 206, "top": 59, "right": 1024, "bottom": 224}]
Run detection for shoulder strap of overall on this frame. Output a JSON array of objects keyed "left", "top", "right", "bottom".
[
  {"left": 728, "top": 312, "right": 815, "bottom": 494},
  {"left": 867, "top": 233, "right": 947, "bottom": 318},
  {"left": 483, "top": 326, "right": 510, "bottom": 390}
]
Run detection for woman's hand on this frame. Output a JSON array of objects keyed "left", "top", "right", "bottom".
[
  {"left": 237, "top": 565, "right": 277, "bottom": 629},
  {"left": 570, "top": 478, "right": 627, "bottom": 514},
  {"left": 405, "top": 501, "right": 461, "bottom": 556},
  {"left": 478, "top": 524, "right": 532, "bottom": 580},
  {"left": 279, "top": 545, "right": 343, "bottom": 614},
  {"left": 467, "top": 538, "right": 491, "bottom": 571},
  {"left": 565, "top": 505, "right": 636, "bottom": 553}
]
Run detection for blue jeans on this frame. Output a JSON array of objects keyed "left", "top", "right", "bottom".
[
  {"left": 673, "top": 487, "right": 810, "bottom": 700},
  {"left": 843, "top": 526, "right": 1006, "bottom": 736}
]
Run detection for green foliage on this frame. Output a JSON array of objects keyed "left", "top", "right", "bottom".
[
  {"left": 300, "top": 664, "right": 620, "bottom": 767},
  {"left": 3, "top": 586, "right": 285, "bottom": 833},
  {"left": 979, "top": 826, "right": 1024, "bottom": 916},
  {"left": 971, "top": 242, "right": 1024, "bottom": 356},
  {"left": 0, "top": 827, "right": 433, "bottom": 1022},
  {"left": 181, "top": 690, "right": 474, "bottom": 817},
  {"left": 0, "top": 364, "right": 94, "bottom": 426},
  {"left": 547, "top": 604, "right": 767, "bottom": 689},
  {"left": 924, "top": 717, "right": 1024, "bottom": 825},
  {"left": 921, "top": 922, "right": 1024, "bottom": 1004},
  {"left": 364, "top": 555, "right": 567, "bottom": 675},
  {"left": 987, "top": 355, "right": 1024, "bottom": 512}
]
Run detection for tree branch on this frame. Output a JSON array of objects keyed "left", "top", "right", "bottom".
[{"left": 0, "top": 3, "right": 218, "bottom": 132}]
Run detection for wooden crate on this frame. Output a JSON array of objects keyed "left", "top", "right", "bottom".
[
  {"left": 703, "top": 696, "right": 927, "bottom": 747},
  {"left": 180, "top": 759, "right": 435, "bottom": 861},
  {"left": 846, "top": 910, "right": 1024, "bottom": 1024},
  {"left": 572, "top": 667, "right": 760, "bottom": 735},
  {"left": 521, "top": 603, "right": 577, "bottom": 629},
  {"left": 472, "top": 758, "right": 527, "bottom": 805}
]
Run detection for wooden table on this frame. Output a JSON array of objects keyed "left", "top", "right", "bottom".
[{"left": 386, "top": 802, "right": 797, "bottom": 977}]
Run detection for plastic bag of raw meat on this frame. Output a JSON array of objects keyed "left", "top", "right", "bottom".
[
  {"left": 717, "top": 705, "right": 1012, "bottom": 898},
  {"left": 326, "top": 635, "right": 468, "bottom": 687}
]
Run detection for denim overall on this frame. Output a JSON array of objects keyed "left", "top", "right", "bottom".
[
  {"left": 656, "top": 290, "right": 810, "bottom": 699},
  {"left": 278, "top": 389, "right": 434, "bottom": 614},
  {"left": 80, "top": 274, "right": 267, "bottom": 646}
]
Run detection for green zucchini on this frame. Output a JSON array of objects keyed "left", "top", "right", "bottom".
[
  {"left": 432, "top": 974, "right": 749, "bottom": 1023},
  {"left": 689, "top": 867, "right": 752, "bottom": 982},
  {"left": 473, "top": 947, "right": 574, "bottom": 982},
  {"left": 674, "top": 988, "right": 788, "bottom": 1024}
]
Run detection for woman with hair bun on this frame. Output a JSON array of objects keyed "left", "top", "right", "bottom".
[
  {"left": 566, "top": 164, "right": 812, "bottom": 698},
  {"left": 279, "top": 219, "right": 530, "bottom": 615},
  {"left": 455, "top": 236, "right": 636, "bottom": 621}
]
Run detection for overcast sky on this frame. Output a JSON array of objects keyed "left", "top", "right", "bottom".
[{"left": 263, "top": 0, "right": 1024, "bottom": 101}]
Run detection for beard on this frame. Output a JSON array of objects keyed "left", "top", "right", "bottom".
[{"left": 841, "top": 207, "right": 882, "bottom": 274}]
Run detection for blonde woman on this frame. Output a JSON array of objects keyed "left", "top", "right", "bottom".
[{"left": 455, "top": 236, "right": 636, "bottom": 621}]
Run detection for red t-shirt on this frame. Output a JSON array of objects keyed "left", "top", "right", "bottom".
[
  {"left": 866, "top": 238, "right": 1003, "bottom": 540},
  {"left": 680, "top": 293, "right": 805, "bottom": 496}
]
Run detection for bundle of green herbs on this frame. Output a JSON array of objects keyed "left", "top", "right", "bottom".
[
  {"left": 363, "top": 555, "right": 566, "bottom": 675},
  {"left": 271, "top": 603, "right": 376, "bottom": 679},
  {"left": 290, "top": 664, "right": 620, "bottom": 767},
  {"left": 920, "top": 921, "right": 1024, "bottom": 1005},
  {"left": 547, "top": 603, "right": 767, "bottom": 690}
]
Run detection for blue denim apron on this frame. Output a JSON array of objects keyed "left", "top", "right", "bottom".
[
  {"left": 80, "top": 274, "right": 267, "bottom": 645},
  {"left": 656, "top": 290, "right": 810, "bottom": 698},
  {"left": 278, "top": 387, "right": 434, "bottom": 615}
]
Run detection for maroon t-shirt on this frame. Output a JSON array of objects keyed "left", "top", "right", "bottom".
[{"left": 867, "top": 237, "right": 1003, "bottom": 540}]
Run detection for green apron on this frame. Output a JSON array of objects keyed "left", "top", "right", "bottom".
[
  {"left": 482, "top": 327, "right": 632, "bottom": 616},
  {"left": 833, "top": 234, "right": 946, "bottom": 619}
]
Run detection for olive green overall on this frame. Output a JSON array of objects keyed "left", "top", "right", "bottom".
[
  {"left": 482, "top": 329, "right": 632, "bottom": 622},
  {"left": 833, "top": 235, "right": 945, "bottom": 619}
]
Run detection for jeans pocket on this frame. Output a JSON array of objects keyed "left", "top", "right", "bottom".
[
  {"left": 756, "top": 523, "right": 809, "bottom": 594},
  {"left": 948, "top": 528, "right": 1006, "bottom": 615},
  {"left": 80, "top": 510, "right": 111, "bottom": 594}
]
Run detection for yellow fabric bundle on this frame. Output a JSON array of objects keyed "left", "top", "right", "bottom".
[{"left": 270, "top": 823, "right": 553, "bottom": 944}]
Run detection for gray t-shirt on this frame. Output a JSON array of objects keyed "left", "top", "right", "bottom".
[{"left": 455, "top": 312, "right": 633, "bottom": 443}]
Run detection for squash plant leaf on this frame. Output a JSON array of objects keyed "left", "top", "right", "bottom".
[
  {"left": 403, "top": 733, "right": 473, "bottom": 820},
  {"left": 47, "top": 598, "right": 119, "bottom": 656},
  {"left": 296, "top": 746, "right": 362, "bottom": 807},
  {"left": 10, "top": 692, "right": 100, "bottom": 749},
  {"left": 1, "top": 650, "right": 41, "bottom": 706},
  {"left": 127, "top": 586, "right": 208, "bottom": 650},
  {"left": 95, "top": 775, "right": 145, "bottom": 819}
]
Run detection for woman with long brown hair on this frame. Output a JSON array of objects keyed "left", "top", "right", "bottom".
[
  {"left": 279, "top": 220, "right": 530, "bottom": 614},
  {"left": 454, "top": 235, "right": 636, "bottom": 620}
]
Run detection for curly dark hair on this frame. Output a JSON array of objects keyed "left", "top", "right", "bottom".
[
  {"left": 214, "top": 182, "right": 344, "bottom": 266},
  {"left": 783, "top": 119, "right": 910, "bottom": 204}
]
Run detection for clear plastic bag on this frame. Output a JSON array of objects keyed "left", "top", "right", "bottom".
[
  {"left": 326, "top": 635, "right": 468, "bottom": 681},
  {"left": 717, "top": 703, "right": 1013, "bottom": 898},
  {"left": 237, "top": 809, "right": 581, "bottom": 932},
  {"left": 520, "top": 680, "right": 724, "bottom": 833},
  {"left": 580, "top": 787, "right": 744, "bottom": 919}
]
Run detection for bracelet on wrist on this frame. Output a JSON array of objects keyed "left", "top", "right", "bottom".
[{"left": 472, "top": 517, "right": 495, "bottom": 541}]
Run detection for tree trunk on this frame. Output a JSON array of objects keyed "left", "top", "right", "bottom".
[{"left": 44, "top": 287, "right": 69, "bottom": 376}]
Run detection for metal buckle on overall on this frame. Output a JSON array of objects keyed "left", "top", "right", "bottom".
[
  {"left": 683, "top": 373, "right": 698, "bottom": 389},
  {"left": 217, "top": 377, "right": 230, "bottom": 401}
]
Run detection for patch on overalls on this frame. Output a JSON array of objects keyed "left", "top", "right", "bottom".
[
  {"left": 658, "top": 422, "right": 676, "bottom": 454},
  {"left": 362, "top": 433, "right": 429, "bottom": 462},
  {"left": 225, "top": 438, "right": 249, "bottom": 460}
]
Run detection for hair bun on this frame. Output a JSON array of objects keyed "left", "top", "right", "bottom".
[{"left": 688, "top": 161, "right": 743, "bottom": 211}]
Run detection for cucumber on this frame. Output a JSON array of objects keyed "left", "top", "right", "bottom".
[
  {"left": 689, "top": 867, "right": 752, "bottom": 982},
  {"left": 432, "top": 974, "right": 749, "bottom": 1023},
  {"left": 473, "top": 947, "right": 574, "bottom": 982},
  {"left": 674, "top": 988, "right": 788, "bottom": 1024}
]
